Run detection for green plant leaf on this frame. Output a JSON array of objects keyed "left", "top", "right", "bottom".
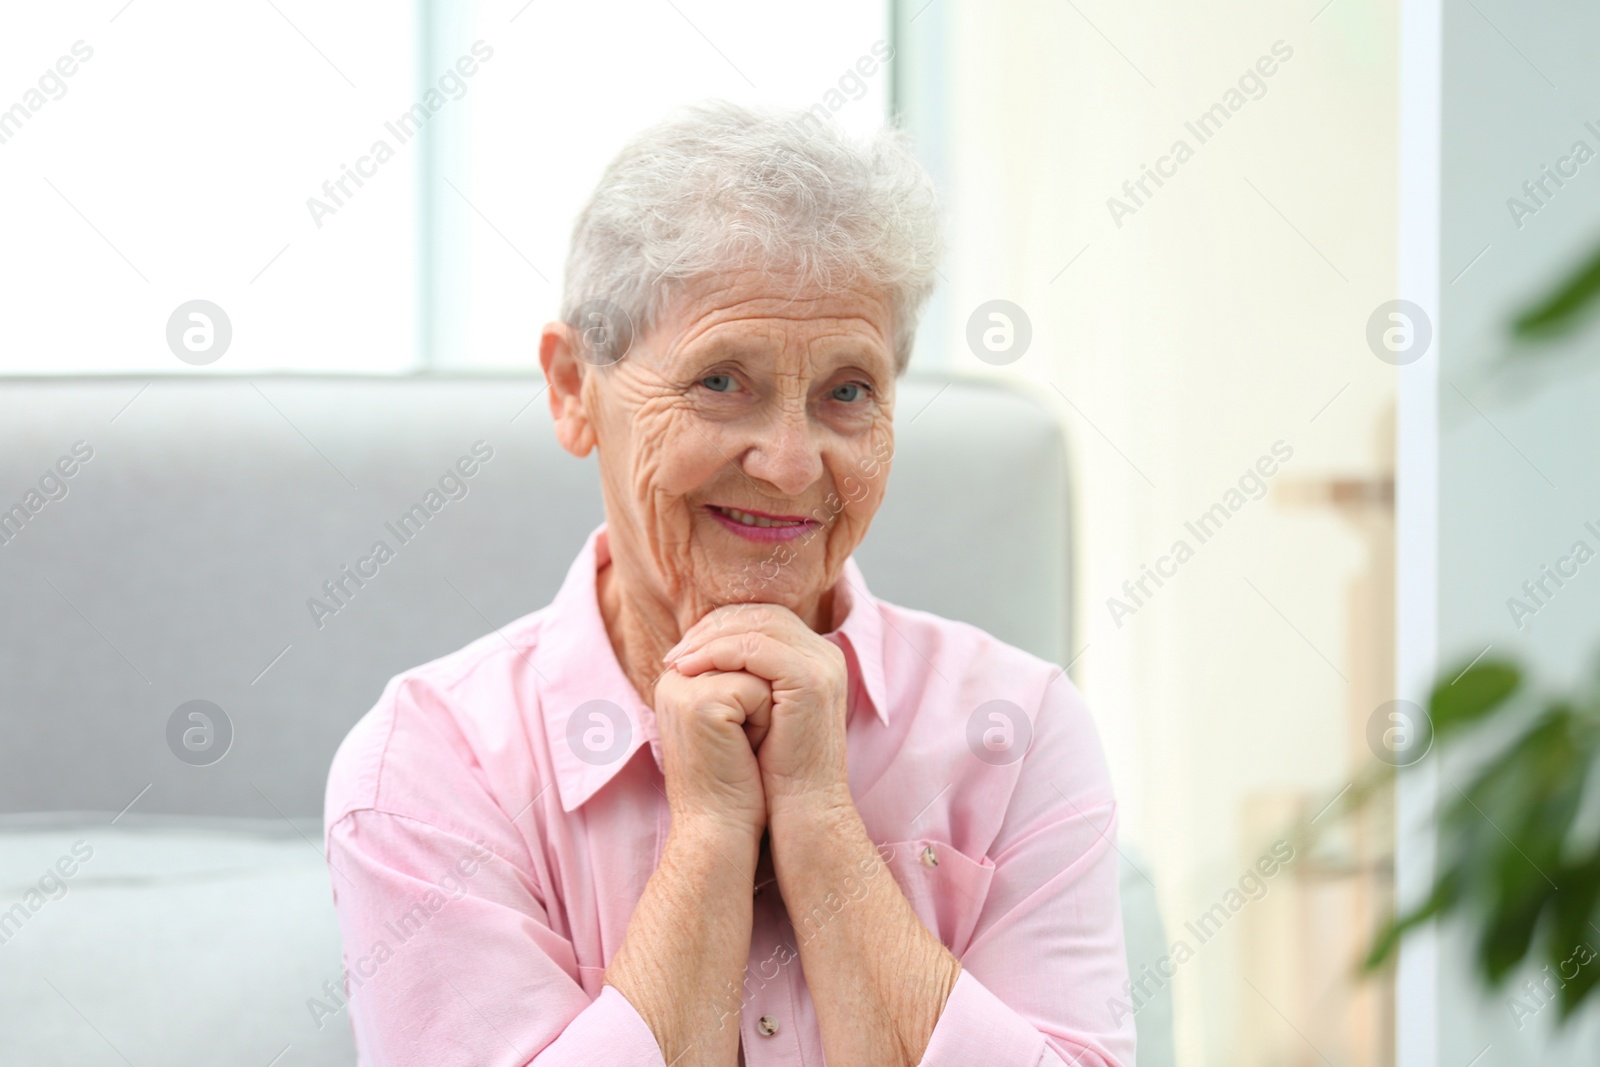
[
  {"left": 1430, "top": 660, "right": 1522, "bottom": 736},
  {"left": 1481, "top": 887, "right": 1547, "bottom": 984},
  {"left": 1558, "top": 942, "right": 1600, "bottom": 1020},
  {"left": 1513, "top": 241, "right": 1600, "bottom": 339},
  {"left": 1550, "top": 851, "right": 1600, "bottom": 946},
  {"left": 1342, "top": 657, "right": 1600, "bottom": 1025},
  {"left": 1364, "top": 872, "right": 1461, "bottom": 972}
]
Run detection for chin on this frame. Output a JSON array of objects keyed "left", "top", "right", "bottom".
[
  {"left": 696, "top": 560, "right": 811, "bottom": 607},
  {"left": 672, "top": 506, "right": 856, "bottom": 614}
]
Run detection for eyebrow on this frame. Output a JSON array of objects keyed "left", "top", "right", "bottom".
[{"left": 688, "top": 338, "right": 892, "bottom": 375}]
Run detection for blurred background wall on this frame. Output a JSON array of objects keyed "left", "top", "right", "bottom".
[{"left": 894, "top": 2, "right": 1402, "bottom": 1063}]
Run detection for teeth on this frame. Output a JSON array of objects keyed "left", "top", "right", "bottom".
[{"left": 717, "top": 506, "right": 800, "bottom": 528}]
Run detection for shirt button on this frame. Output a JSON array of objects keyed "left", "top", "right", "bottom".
[
  {"left": 758, "top": 1015, "right": 780, "bottom": 1036},
  {"left": 921, "top": 845, "right": 939, "bottom": 867}
]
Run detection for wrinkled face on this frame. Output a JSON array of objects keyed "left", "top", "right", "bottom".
[{"left": 560, "top": 269, "right": 897, "bottom": 632}]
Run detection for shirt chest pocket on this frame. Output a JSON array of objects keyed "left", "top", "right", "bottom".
[{"left": 878, "top": 837, "right": 995, "bottom": 958}]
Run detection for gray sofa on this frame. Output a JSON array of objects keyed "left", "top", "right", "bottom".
[{"left": 0, "top": 373, "right": 1171, "bottom": 1066}]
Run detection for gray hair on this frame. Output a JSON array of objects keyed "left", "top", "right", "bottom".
[{"left": 559, "top": 99, "right": 943, "bottom": 374}]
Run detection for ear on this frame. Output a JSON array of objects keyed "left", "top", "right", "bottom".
[{"left": 539, "top": 321, "right": 598, "bottom": 458}]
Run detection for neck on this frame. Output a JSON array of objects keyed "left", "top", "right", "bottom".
[{"left": 596, "top": 559, "right": 681, "bottom": 709}]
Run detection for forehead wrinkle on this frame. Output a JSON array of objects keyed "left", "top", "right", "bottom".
[{"left": 658, "top": 275, "right": 893, "bottom": 364}]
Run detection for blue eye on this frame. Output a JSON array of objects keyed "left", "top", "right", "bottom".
[
  {"left": 701, "top": 374, "right": 735, "bottom": 392},
  {"left": 831, "top": 382, "right": 867, "bottom": 402}
]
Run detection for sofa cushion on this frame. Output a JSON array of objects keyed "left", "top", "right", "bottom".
[{"left": 0, "top": 817, "right": 355, "bottom": 1066}]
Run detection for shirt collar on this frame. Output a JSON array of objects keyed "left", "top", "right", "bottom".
[{"left": 535, "top": 524, "right": 890, "bottom": 813}]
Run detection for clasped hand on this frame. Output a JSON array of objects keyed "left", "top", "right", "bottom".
[{"left": 652, "top": 603, "right": 851, "bottom": 838}]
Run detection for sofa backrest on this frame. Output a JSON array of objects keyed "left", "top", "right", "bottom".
[{"left": 0, "top": 374, "right": 1071, "bottom": 818}]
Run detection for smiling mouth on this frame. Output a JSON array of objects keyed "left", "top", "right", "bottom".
[
  {"left": 706, "top": 504, "right": 812, "bottom": 528},
  {"left": 703, "top": 504, "right": 823, "bottom": 542}
]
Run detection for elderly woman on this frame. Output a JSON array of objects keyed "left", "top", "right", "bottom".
[{"left": 324, "top": 101, "right": 1132, "bottom": 1067}]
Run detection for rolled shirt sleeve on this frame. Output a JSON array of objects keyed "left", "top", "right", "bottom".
[
  {"left": 918, "top": 674, "right": 1135, "bottom": 1067},
  {"left": 326, "top": 809, "right": 666, "bottom": 1067}
]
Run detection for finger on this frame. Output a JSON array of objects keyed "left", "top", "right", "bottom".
[
  {"left": 718, "top": 669, "right": 773, "bottom": 725},
  {"left": 742, "top": 688, "right": 772, "bottom": 751},
  {"left": 713, "top": 670, "right": 773, "bottom": 750},
  {"left": 664, "top": 605, "right": 750, "bottom": 661},
  {"left": 666, "top": 603, "right": 805, "bottom": 663},
  {"left": 671, "top": 631, "right": 816, "bottom": 692},
  {"left": 743, "top": 717, "right": 770, "bottom": 753},
  {"left": 673, "top": 667, "right": 771, "bottom": 723}
]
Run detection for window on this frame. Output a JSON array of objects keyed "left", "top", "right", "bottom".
[
  {"left": 422, "top": 0, "right": 893, "bottom": 369},
  {"left": 0, "top": 2, "right": 417, "bottom": 373},
  {"left": 0, "top": 1, "right": 891, "bottom": 375}
]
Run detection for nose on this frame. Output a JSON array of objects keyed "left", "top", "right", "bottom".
[{"left": 743, "top": 405, "right": 823, "bottom": 497}]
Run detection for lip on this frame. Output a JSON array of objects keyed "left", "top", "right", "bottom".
[
  {"left": 708, "top": 504, "right": 811, "bottom": 523},
  {"left": 704, "top": 504, "right": 822, "bottom": 543}
]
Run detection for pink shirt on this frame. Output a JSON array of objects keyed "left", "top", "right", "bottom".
[{"left": 324, "top": 525, "right": 1134, "bottom": 1066}]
